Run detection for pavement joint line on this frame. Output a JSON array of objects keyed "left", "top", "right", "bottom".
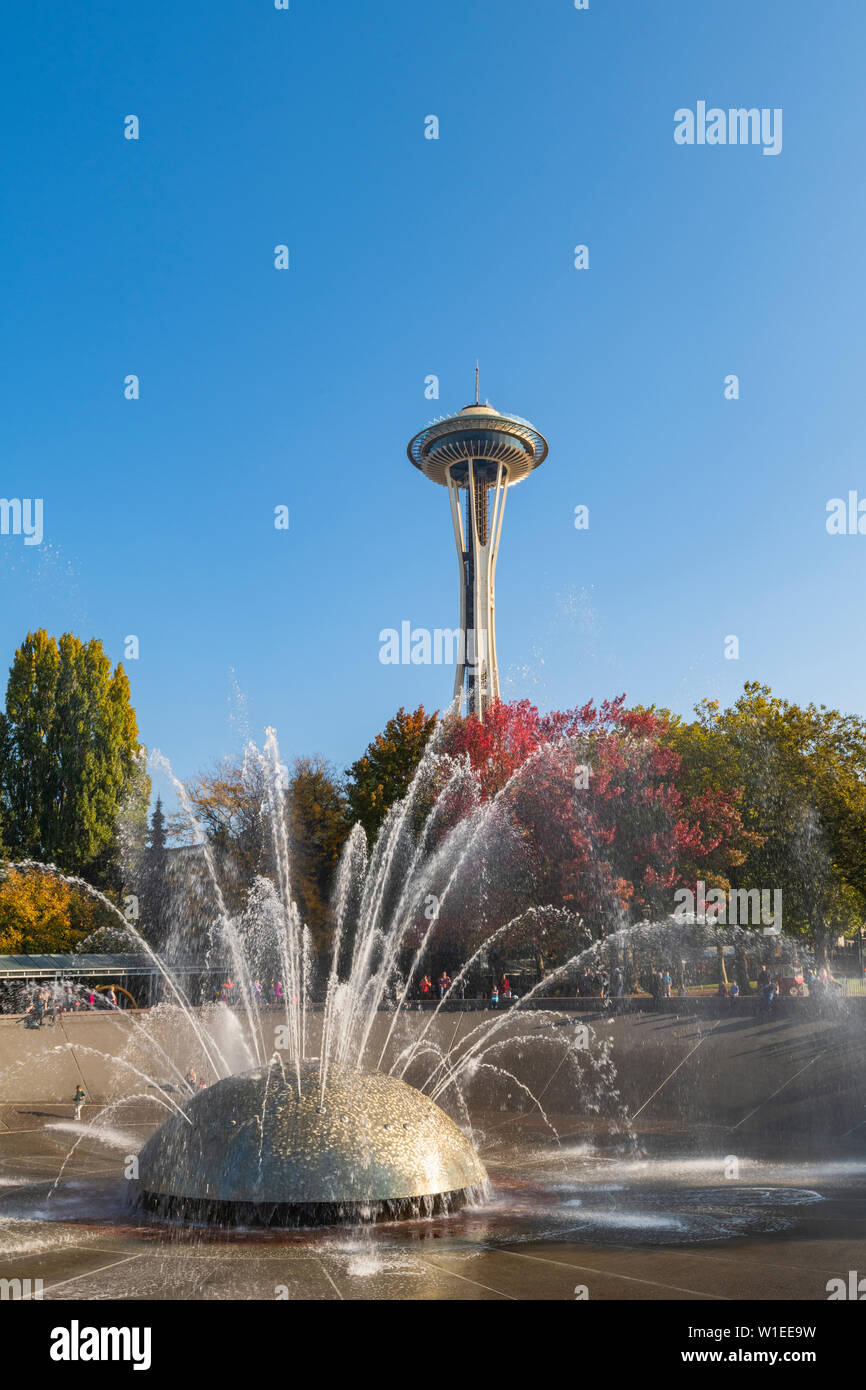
[
  {"left": 729, "top": 1053, "right": 823, "bottom": 1133},
  {"left": 629, "top": 1021, "right": 721, "bottom": 1122},
  {"left": 19, "top": 1252, "right": 145, "bottom": 1297},
  {"left": 644, "top": 1245, "right": 863, "bottom": 1277},
  {"left": 317, "top": 1260, "right": 344, "bottom": 1300},
  {"left": 0, "top": 1242, "right": 147, "bottom": 1265},
  {"left": 414, "top": 1255, "right": 517, "bottom": 1299},
  {"left": 477, "top": 1245, "right": 727, "bottom": 1299}
]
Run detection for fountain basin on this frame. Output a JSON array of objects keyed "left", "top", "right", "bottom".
[{"left": 132, "top": 1064, "right": 488, "bottom": 1225}]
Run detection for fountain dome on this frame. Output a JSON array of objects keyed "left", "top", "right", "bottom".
[{"left": 132, "top": 1063, "right": 488, "bottom": 1226}]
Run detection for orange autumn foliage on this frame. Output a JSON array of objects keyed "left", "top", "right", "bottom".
[{"left": 0, "top": 867, "right": 116, "bottom": 954}]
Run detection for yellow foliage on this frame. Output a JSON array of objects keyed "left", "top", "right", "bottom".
[{"left": 0, "top": 869, "right": 112, "bottom": 954}]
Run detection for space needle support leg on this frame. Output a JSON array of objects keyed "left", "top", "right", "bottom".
[
  {"left": 487, "top": 463, "right": 507, "bottom": 705},
  {"left": 466, "top": 460, "right": 484, "bottom": 718},
  {"left": 446, "top": 466, "right": 467, "bottom": 711}
]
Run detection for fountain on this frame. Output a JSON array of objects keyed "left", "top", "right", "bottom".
[
  {"left": 122, "top": 721, "right": 587, "bottom": 1225},
  {"left": 3, "top": 704, "right": 865, "bottom": 1282},
  {"left": 133, "top": 1063, "right": 487, "bottom": 1225}
]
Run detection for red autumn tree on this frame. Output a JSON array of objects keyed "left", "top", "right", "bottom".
[{"left": 433, "top": 697, "right": 758, "bottom": 957}]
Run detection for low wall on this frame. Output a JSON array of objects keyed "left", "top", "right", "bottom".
[{"left": 1, "top": 1001, "right": 864, "bottom": 1148}]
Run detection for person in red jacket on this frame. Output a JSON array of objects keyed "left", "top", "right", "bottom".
[{"left": 419, "top": 974, "right": 432, "bottom": 1000}]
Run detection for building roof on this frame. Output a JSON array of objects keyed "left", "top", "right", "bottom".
[{"left": 0, "top": 953, "right": 198, "bottom": 978}]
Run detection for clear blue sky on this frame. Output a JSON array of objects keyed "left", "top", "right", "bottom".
[{"left": 2, "top": 0, "right": 865, "bottom": 792}]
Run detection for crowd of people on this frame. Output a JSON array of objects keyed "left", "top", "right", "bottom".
[
  {"left": 212, "top": 979, "right": 288, "bottom": 1007},
  {"left": 577, "top": 965, "right": 627, "bottom": 999},
  {"left": 15, "top": 982, "right": 119, "bottom": 1027},
  {"left": 202, "top": 963, "right": 852, "bottom": 1013},
  {"left": 416, "top": 971, "right": 517, "bottom": 1006},
  {"left": 5, "top": 959, "right": 853, "bottom": 1025}
]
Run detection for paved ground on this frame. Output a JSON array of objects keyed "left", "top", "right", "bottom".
[
  {"left": 2, "top": 1004, "right": 865, "bottom": 1300},
  {"left": 1, "top": 1102, "right": 864, "bottom": 1301}
]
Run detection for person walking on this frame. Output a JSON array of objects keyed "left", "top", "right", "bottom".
[
  {"left": 490, "top": 984, "right": 499, "bottom": 1009},
  {"left": 73, "top": 1084, "right": 86, "bottom": 1121},
  {"left": 757, "top": 978, "right": 776, "bottom": 1022},
  {"left": 437, "top": 970, "right": 452, "bottom": 1000}
]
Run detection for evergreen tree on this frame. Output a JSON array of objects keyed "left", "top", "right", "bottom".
[
  {"left": 287, "top": 757, "right": 351, "bottom": 959},
  {"left": 0, "top": 630, "right": 148, "bottom": 885},
  {"left": 141, "top": 796, "right": 170, "bottom": 951}
]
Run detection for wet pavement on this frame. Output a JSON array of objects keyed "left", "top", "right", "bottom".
[{"left": 1, "top": 1102, "right": 865, "bottom": 1300}]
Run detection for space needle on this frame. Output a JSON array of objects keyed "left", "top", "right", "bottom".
[{"left": 407, "top": 372, "right": 548, "bottom": 720}]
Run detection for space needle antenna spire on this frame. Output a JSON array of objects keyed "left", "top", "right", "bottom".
[{"left": 475, "top": 362, "right": 480, "bottom": 405}]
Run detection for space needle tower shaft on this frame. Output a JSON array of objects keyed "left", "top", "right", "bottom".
[{"left": 407, "top": 376, "right": 548, "bottom": 720}]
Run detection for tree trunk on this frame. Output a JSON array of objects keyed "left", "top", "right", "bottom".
[
  {"left": 716, "top": 944, "right": 729, "bottom": 988},
  {"left": 734, "top": 943, "right": 753, "bottom": 994},
  {"left": 813, "top": 917, "right": 829, "bottom": 966},
  {"left": 624, "top": 948, "right": 636, "bottom": 996}
]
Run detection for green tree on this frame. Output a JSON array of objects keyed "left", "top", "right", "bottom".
[
  {"left": 345, "top": 705, "right": 438, "bottom": 842},
  {"left": 667, "top": 683, "right": 866, "bottom": 962},
  {"left": 140, "top": 797, "right": 170, "bottom": 951},
  {"left": 0, "top": 631, "right": 147, "bottom": 885},
  {"left": 287, "top": 757, "right": 350, "bottom": 958}
]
